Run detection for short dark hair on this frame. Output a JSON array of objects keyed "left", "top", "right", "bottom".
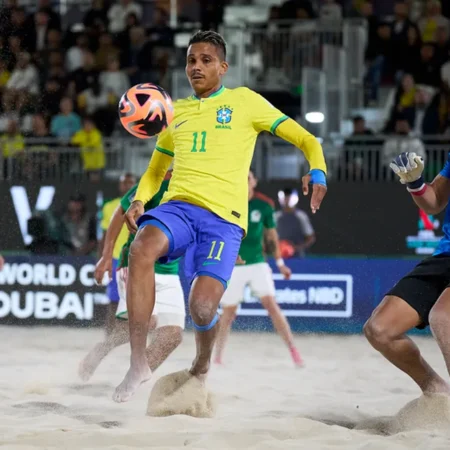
[
  {"left": 188, "top": 30, "right": 227, "bottom": 60},
  {"left": 282, "top": 187, "right": 294, "bottom": 196}
]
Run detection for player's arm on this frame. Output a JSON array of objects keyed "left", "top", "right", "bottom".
[
  {"left": 391, "top": 152, "right": 450, "bottom": 214},
  {"left": 248, "top": 90, "right": 327, "bottom": 213},
  {"left": 264, "top": 227, "right": 291, "bottom": 280},
  {"left": 125, "top": 132, "right": 174, "bottom": 232}
]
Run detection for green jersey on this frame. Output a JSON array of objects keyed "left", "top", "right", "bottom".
[
  {"left": 239, "top": 192, "right": 276, "bottom": 265},
  {"left": 117, "top": 176, "right": 179, "bottom": 275}
]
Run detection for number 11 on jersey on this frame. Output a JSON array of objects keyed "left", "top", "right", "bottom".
[
  {"left": 191, "top": 131, "right": 207, "bottom": 152},
  {"left": 207, "top": 240, "right": 225, "bottom": 260}
]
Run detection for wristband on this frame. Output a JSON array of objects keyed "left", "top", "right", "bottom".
[
  {"left": 406, "top": 176, "right": 426, "bottom": 196},
  {"left": 309, "top": 169, "right": 327, "bottom": 187},
  {"left": 276, "top": 258, "right": 285, "bottom": 268}
]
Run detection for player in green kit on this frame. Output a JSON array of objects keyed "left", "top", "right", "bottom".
[
  {"left": 78, "top": 172, "right": 185, "bottom": 382},
  {"left": 214, "top": 170, "right": 303, "bottom": 366}
]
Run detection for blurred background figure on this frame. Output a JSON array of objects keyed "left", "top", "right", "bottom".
[{"left": 276, "top": 188, "right": 316, "bottom": 258}]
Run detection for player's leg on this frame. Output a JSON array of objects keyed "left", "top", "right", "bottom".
[
  {"left": 214, "top": 305, "right": 238, "bottom": 365},
  {"left": 188, "top": 219, "right": 243, "bottom": 378},
  {"left": 364, "top": 257, "right": 450, "bottom": 393},
  {"left": 114, "top": 203, "right": 193, "bottom": 402},
  {"left": 145, "top": 274, "right": 185, "bottom": 371},
  {"left": 429, "top": 287, "right": 450, "bottom": 380},
  {"left": 78, "top": 267, "right": 154, "bottom": 382},
  {"left": 214, "top": 266, "right": 246, "bottom": 364},
  {"left": 253, "top": 263, "right": 303, "bottom": 366}
]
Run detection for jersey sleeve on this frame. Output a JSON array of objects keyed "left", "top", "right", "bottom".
[
  {"left": 245, "top": 89, "right": 288, "bottom": 134},
  {"left": 120, "top": 184, "right": 138, "bottom": 211},
  {"left": 263, "top": 203, "right": 276, "bottom": 229},
  {"left": 154, "top": 127, "right": 175, "bottom": 157},
  {"left": 440, "top": 153, "right": 450, "bottom": 178}
]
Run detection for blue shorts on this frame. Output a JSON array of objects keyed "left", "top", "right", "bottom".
[
  {"left": 106, "top": 258, "right": 120, "bottom": 302},
  {"left": 137, "top": 201, "right": 243, "bottom": 289}
]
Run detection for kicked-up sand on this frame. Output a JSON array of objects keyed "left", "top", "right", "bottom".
[{"left": 1, "top": 326, "right": 450, "bottom": 449}]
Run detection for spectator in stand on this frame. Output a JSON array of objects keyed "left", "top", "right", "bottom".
[
  {"left": 435, "top": 25, "right": 450, "bottom": 66},
  {"left": 381, "top": 116, "right": 425, "bottom": 170},
  {"left": 51, "top": 97, "right": 82, "bottom": 140},
  {"left": 99, "top": 56, "right": 129, "bottom": 100},
  {"left": 23, "top": 114, "right": 57, "bottom": 180},
  {"left": 66, "top": 34, "right": 90, "bottom": 73},
  {"left": 398, "top": 25, "right": 422, "bottom": 76},
  {"left": 68, "top": 50, "right": 99, "bottom": 96},
  {"left": 117, "top": 12, "right": 141, "bottom": 54},
  {"left": 108, "top": 0, "right": 143, "bottom": 35},
  {"left": 418, "top": 0, "right": 449, "bottom": 43},
  {"left": 1, "top": 118, "right": 24, "bottom": 179},
  {"left": 413, "top": 43, "right": 441, "bottom": 87},
  {"left": 71, "top": 116, "right": 105, "bottom": 181},
  {"left": 6, "top": 34, "right": 22, "bottom": 72},
  {"left": 365, "top": 21, "right": 392, "bottom": 104},
  {"left": 421, "top": 82, "right": 450, "bottom": 134},
  {"left": 280, "top": 0, "right": 316, "bottom": 20},
  {"left": 36, "top": 0, "right": 61, "bottom": 31},
  {"left": 8, "top": 7, "right": 31, "bottom": 51},
  {"left": 95, "top": 32, "right": 120, "bottom": 71},
  {"left": 390, "top": 2, "right": 419, "bottom": 78},
  {"left": 411, "top": 87, "right": 435, "bottom": 135},
  {"left": 121, "top": 26, "right": 155, "bottom": 85},
  {"left": 39, "top": 77, "right": 64, "bottom": 117},
  {"left": 0, "top": 58, "right": 11, "bottom": 102},
  {"left": 3, "top": 52, "right": 39, "bottom": 115},
  {"left": 61, "top": 193, "right": 97, "bottom": 256},
  {"left": 147, "top": 8, "right": 174, "bottom": 48},
  {"left": 384, "top": 73, "right": 417, "bottom": 131},
  {"left": 77, "top": 79, "right": 116, "bottom": 136},
  {"left": 0, "top": 0, "right": 18, "bottom": 37},
  {"left": 319, "top": 0, "right": 343, "bottom": 21},
  {"left": 84, "top": 0, "right": 109, "bottom": 35},
  {"left": 31, "top": 9, "right": 53, "bottom": 54}
]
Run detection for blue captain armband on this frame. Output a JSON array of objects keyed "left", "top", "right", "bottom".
[{"left": 309, "top": 169, "right": 327, "bottom": 187}]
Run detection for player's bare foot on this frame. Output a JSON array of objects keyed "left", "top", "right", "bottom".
[
  {"left": 78, "top": 343, "right": 109, "bottom": 382},
  {"left": 113, "top": 363, "right": 152, "bottom": 403},
  {"left": 422, "top": 378, "right": 450, "bottom": 395}
]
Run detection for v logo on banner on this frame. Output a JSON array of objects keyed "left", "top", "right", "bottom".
[{"left": 10, "top": 186, "right": 56, "bottom": 245}]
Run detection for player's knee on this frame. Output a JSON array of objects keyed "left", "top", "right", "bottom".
[
  {"left": 129, "top": 236, "right": 158, "bottom": 265},
  {"left": 363, "top": 316, "right": 392, "bottom": 347},
  {"left": 190, "top": 295, "right": 217, "bottom": 326},
  {"left": 429, "top": 304, "right": 448, "bottom": 334}
]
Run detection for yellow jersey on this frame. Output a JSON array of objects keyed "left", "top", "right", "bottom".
[
  {"left": 101, "top": 198, "right": 129, "bottom": 260},
  {"left": 136, "top": 86, "right": 326, "bottom": 233}
]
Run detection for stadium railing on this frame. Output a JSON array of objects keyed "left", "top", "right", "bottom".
[{"left": 0, "top": 135, "right": 448, "bottom": 183}]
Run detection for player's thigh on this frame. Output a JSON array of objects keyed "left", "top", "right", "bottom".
[
  {"left": 249, "top": 262, "right": 276, "bottom": 299},
  {"left": 220, "top": 266, "right": 249, "bottom": 307},
  {"left": 192, "top": 217, "right": 243, "bottom": 291},
  {"left": 136, "top": 201, "right": 195, "bottom": 263},
  {"left": 155, "top": 274, "right": 186, "bottom": 330},
  {"left": 429, "top": 286, "right": 450, "bottom": 330},
  {"left": 367, "top": 256, "right": 450, "bottom": 336}
]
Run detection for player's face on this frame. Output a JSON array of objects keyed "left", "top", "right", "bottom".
[{"left": 186, "top": 43, "right": 228, "bottom": 95}]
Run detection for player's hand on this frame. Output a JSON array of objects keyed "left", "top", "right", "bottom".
[
  {"left": 236, "top": 255, "right": 246, "bottom": 265},
  {"left": 0, "top": 254, "right": 4, "bottom": 271},
  {"left": 302, "top": 169, "right": 327, "bottom": 214},
  {"left": 94, "top": 255, "right": 112, "bottom": 285},
  {"left": 279, "top": 264, "right": 291, "bottom": 280},
  {"left": 390, "top": 152, "right": 425, "bottom": 185},
  {"left": 125, "top": 200, "right": 144, "bottom": 233}
]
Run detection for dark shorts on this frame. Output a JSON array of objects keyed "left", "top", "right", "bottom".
[
  {"left": 137, "top": 201, "right": 243, "bottom": 289},
  {"left": 387, "top": 254, "right": 450, "bottom": 329}
]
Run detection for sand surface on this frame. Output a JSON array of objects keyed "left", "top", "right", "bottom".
[{"left": 1, "top": 326, "right": 450, "bottom": 449}]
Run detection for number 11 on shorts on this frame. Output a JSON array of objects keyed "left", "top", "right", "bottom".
[{"left": 207, "top": 240, "right": 225, "bottom": 261}]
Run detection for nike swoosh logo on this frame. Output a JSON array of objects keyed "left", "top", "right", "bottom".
[
  {"left": 202, "top": 261, "right": 219, "bottom": 266},
  {"left": 174, "top": 120, "right": 187, "bottom": 129}
]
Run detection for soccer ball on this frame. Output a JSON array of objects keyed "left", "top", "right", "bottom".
[{"left": 118, "top": 83, "right": 174, "bottom": 139}]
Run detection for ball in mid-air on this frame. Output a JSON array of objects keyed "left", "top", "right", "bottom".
[{"left": 118, "top": 83, "right": 174, "bottom": 139}]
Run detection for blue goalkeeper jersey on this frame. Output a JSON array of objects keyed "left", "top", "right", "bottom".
[{"left": 433, "top": 155, "right": 450, "bottom": 256}]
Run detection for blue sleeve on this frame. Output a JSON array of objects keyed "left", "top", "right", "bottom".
[{"left": 440, "top": 155, "right": 450, "bottom": 178}]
